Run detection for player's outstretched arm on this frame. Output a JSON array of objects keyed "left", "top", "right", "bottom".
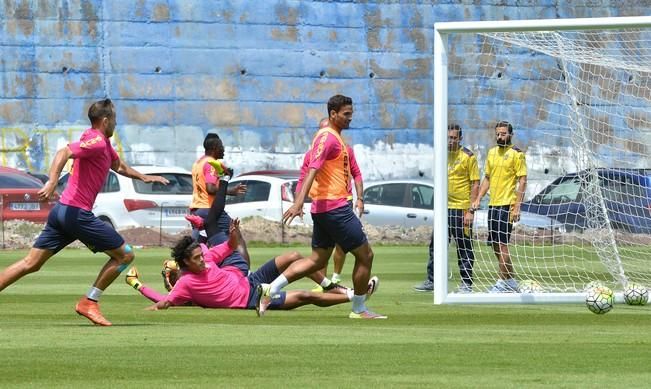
[
  {"left": 283, "top": 168, "right": 317, "bottom": 225},
  {"left": 227, "top": 219, "right": 241, "bottom": 249},
  {"left": 146, "top": 300, "right": 172, "bottom": 311},
  {"left": 111, "top": 158, "right": 169, "bottom": 184}
]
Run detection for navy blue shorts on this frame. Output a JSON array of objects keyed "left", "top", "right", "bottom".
[
  {"left": 311, "top": 204, "right": 367, "bottom": 253},
  {"left": 488, "top": 205, "right": 513, "bottom": 245},
  {"left": 245, "top": 258, "right": 287, "bottom": 310},
  {"left": 34, "top": 203, "right": 125, "bottom": 253},
  {"left": 190, "top": 208, "right": 210, "bottom": 242}
]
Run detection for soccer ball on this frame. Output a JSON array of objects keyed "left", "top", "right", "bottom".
[
  {"left": 585, "top": 286, "right": 614, "bottom": 314},
  {"left": 519, "top": 279, "right": 543, "bottom": 293},
  {"left": 583, "top": 280, "right": 605, "bottom": 292},
  {"left": 623, "top": 283, "right": 649, "bottom": 306}
]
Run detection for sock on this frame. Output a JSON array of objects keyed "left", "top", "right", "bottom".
[
  {"left": 346, "top": 288, "right": 354, "bottom": 301},
  {"left": 320, "top": 277, "right": 332, "bottom": 288},
  {"left": 351, "top": 294, "right": 366, "bottom": 313},
  {"left": 86, "top": 286, "right": 103, "bottom": 302},
  {"left": 269, "top": 274, "right": 288, "bottom": 295}
]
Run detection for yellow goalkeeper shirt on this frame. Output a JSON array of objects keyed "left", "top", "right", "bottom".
[
  {"left": 447, "top": 146, "right": 480, "bottom": 209},
  {"left": 484, "top": 144, "right": 527, "bottom": 206}
]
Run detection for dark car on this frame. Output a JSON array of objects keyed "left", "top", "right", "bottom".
[
  {"left": 0, "top": 167, "right": 58, "bottom": 223},
  {"left": 521, "top": 168, "right": 651, "bottom": 233}
]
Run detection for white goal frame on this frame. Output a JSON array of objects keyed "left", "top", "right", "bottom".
[{"left": 432, "top": 16, "right": 651, "bottom": 305}]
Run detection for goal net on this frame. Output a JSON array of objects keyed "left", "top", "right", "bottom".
[{"left": 433, "top": 17, "right": 651, "bottom": 304}]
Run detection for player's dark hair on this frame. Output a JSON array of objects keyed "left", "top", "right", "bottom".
[
  {"left": 203, "top": 133, "right": 223, "bottom": 152},
  {"left": 327, "top": 95, "right": 353, "bottom": 116},
  {"left": 448, "top": 123, "right": 462, "bottom": 137},
  {"left": 88, "top": 98, "right": 115, "bottom": 125},
  {"left": 495, "top": 120, "right": 513, "bottom": 134},
  {"left": 171, "top": 236, "right": 200, "bottom": 269}
]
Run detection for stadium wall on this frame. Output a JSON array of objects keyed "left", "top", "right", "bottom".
[{"left": 0, "top": 0, "right": 647, "bottom": 194}]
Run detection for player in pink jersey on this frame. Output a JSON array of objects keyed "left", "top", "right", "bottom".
[
  {"left": 0, "top": 99, "right": 169, "bottom": 326},
  {"left": 298, "top": 118, "right": 365, "bottom": 288},
  {"left": 268, "top": 95, "right": 385, "bottom": 319},
  {"left": 125, "top": 219, "right": 379, "bottom": 311}
]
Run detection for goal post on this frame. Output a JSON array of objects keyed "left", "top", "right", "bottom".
[{"left": 433, "top": 16, "right": 651, "bottom": 304}]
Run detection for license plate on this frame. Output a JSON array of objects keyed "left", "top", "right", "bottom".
[
  {"left": 10, "top": 202, "right": 40, "bottom": 211},
  {"left": 164, "top": 207, "right": 188, "bottom": 217}
]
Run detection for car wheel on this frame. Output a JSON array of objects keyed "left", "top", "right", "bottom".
[{"left": 98, "top": 216, "right": 115, "bottom": 229}]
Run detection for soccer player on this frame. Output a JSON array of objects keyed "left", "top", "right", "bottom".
[
  {"left": 164, "top": 160, "right": 250, "bottom": 291},
  {"left": 125, "top": 220, "right": 379, "bottom": 311},
  {"left": 0, "top": 98, "right": 169, "bottom": 326},
  {"left": 188, "top": 133, "right": 223, "bottom": 242},
  {"left": 413, "top": 124, "right": 479, "bottom": 293},
  {"left": 266, "top": 94, "right": 386, "bottom": 319},
  {"left": 189, "top": 133, "right": 246, "bottom": 240},
  {"left": 471, "top": 121, "right": 527, "bottom": 293},
  {"left": 297, "top": 118, "right": 365, "bottom": 287}
]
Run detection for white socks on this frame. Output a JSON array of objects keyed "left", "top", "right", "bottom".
[
  {"left": 319, "top": 278, "right": 332, "bottom": 288},
  {"left": 86, "top": 286, "right": 103, "bottom": 301},
  {"left": 269, "top": 275, "right": 289, "bottom": 295},
  {"left": 351, "top": 294, "right": 366, "bottom": 313}
]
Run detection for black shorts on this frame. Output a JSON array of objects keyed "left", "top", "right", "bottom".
[
  {"left": 245, "top": 258, "right": 287, "bottom": 309},
  {"left": 311, "top": 204, "right": 367, "bottom": 253},
  {"left": 34, "top": 203, "right": 124, "bottom": 253},
  {"left": 488, "top": 205, "right": 513, "bottom": 245}
]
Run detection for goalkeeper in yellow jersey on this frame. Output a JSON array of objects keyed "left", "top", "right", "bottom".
[{"left": 472, "top": 121, "right": 527, "bottom": 293}]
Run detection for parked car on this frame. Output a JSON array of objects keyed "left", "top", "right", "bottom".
[
  {"left": 363, "top": 179, "right": 435, "bottom": 228},
  {"left": 0, "top": 167, "right": 58, "bottom": 223},
  {"left": 363, "top": 179, "right": 563, "bottom": 231},
  {"left": 521, "top": 168, "right": 651, "bottom": 233},
  {"left": 26, "top": 171, "right": 49, "bottom": 184},
  {"left": 225, "top": 170, "right": 312, "bottom": 225},
  {"left": 57, "top": 165, "right": 193, "bottom": 233}
]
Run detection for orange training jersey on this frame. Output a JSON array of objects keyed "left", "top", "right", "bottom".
[
  {"left": 309, "top": 128, "right": 350, "bottom": 201},
  {"left": 190, "top": 155, "right": 217, "bottom": 209}
]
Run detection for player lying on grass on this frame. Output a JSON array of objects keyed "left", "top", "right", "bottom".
[{"left": 126, "top": 219, "right": 379, "bottom": 311}]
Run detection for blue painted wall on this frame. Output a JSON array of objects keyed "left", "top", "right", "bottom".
[{"left": 0, "top": 1, "right": 648, "bottom": 182}]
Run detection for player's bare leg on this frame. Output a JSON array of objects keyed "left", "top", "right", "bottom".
[
  {"left": 0, "top": 248, "right": 54, "bottom": 292},
  {"left": 75, "top": 244, "right": 134, "bottom": 326}
]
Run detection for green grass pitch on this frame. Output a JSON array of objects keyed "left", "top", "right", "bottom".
[{"left": 1, "top": 245, "right": 650, "bottom": 388}]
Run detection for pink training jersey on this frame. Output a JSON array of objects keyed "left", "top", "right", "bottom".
[
  {"left": 165, "top": 241, "right": 250, "bottom": 308},
  {"left": 59, "top": 128, "right": 119, "bottom": 211}
]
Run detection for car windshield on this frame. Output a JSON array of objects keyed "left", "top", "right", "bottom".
[
  {"left": 0, "top": 172, "right": 42, "bottom": 189},
  {"left": 132, "top": 173, "right": 193, "bottom": 195}
]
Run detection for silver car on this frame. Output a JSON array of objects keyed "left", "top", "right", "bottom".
[
  {"left": 362, "top": 179, "right": 434, "bottom": 227},
  {"left": 362, "top": 179, "right": 564, "bottom": 232}
]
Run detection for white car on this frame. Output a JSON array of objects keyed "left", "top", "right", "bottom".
[
  {"left": 57, "top": 165, "right": 193, "bottom": 234},
  {"left": 363, "top": 179, "right": 564, "bottom": 231},
  {"left": 225, "top": 170, "right": 312, "bottom": 226}
]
